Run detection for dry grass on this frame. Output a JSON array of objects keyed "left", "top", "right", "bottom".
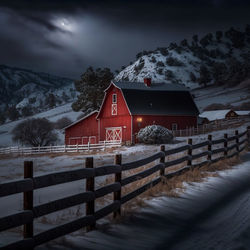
[{"left": 119, "top": 153, "right": 243, "bottom": 216}]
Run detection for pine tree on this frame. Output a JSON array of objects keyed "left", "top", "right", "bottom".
[
  {"left": 198, "top": 65, "right": 211, "bottom": 87},
  {"left": 72, "top": 67, "right": 113, "bottom": 112}
]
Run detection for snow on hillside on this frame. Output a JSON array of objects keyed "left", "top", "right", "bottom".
[
  {"left": 0, "top": 103, "right": 82, "bottom": 147},
  {"left": 0, "top": 65, "right": 77, "bottom": 117},
  {"left": 115, "top": 27, "right": 250, "bottom": 93},
  {"left": 115, "top": 50, "right": 200, "bottom": 89},
  {"left": 192, "top": 84, "right": 250, "bottom": 111}
]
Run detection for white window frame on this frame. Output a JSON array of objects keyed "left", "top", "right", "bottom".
[
  {"left": 172, "top": 123, "right": 178, "bottom": 131},
  {"left": 112, "top": 103, "right": 117, "bottom": 115},
  {"left": 112, "top": 94, "right": 117, "bottom": 104}
]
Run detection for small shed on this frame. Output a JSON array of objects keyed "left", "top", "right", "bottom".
[{"left": 199, "top": 109, "right": 238, "bottom": 122}]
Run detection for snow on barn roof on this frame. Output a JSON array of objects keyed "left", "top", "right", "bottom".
[
  {"left": 235, "top": 110, "right": 250, "bottom": 116},
  {"left": 113, "top": 81, "right": 199, "bottom": 116},
  {"left": 199, "top": 110, "right": 232, "bottom": 122}
]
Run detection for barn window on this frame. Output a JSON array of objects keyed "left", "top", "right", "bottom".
[
  {"left": 112, "top": 94, "right": 117, "bottom": 103},
  {"left": 172, "top": 123, "right": 178, "bottom": 131},
  {"left": 112, "top": 104, "right": 117, "bottom": 115}
]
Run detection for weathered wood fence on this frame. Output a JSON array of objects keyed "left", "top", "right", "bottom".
[
  {"left": 0, "top": 141, "right": 121, "bottom": 156},
  {"left": 0, "top": 128, "right": 249, "bottom": 249},
  {"left": 172, "top": 117, "right": 250, "bottom": 137}
]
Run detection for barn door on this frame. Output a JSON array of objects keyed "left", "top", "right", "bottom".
[{"left": 105, "top": 127, "right": 122, "bottom": 142}]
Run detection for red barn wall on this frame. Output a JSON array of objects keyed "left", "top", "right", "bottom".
[
  {"left": 98, "top": 85, "right": 132, "bottom": 142},
  {"left": 65, "top": 112, "right": 98, "bottom": 145}
]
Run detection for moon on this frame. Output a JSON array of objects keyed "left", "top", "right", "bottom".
[{"left": 53, "top": 17, "right": 75, "bottom": 32}]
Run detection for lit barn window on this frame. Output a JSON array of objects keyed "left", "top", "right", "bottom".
[
  {"left": 112, "top": 104, "right": 117, "bottom": 115},
  {"left": 137, "top": 117, "right": 142, "bottom": 122},
  {"left": 112, "top": 94, "right": 117, "bottom": 103}
]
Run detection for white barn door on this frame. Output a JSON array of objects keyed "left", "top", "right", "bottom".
[{"left": 105, "top": 127, "right": 122, "bottom": 142}]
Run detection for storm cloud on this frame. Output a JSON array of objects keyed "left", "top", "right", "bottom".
[{"left": 0, "top": 0, "right": 250, "bottom": 79}]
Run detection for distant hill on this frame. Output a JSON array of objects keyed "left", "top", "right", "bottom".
[
  {"left": 0, "top": 65, "right": 77, "bottom": 123},
  {"left": 115, "top": 26, "right": 250, "bottom": 90}
]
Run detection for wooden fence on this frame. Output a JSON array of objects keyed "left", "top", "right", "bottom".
[
  {"left": 0, "top": 128, "right": 249, "bottom": 249},
  {"left": 172, "top": 117, "right": 250, "bottom": 137},
  {"left": 0, "top": 141, "right": 121, "bottom": 155}
]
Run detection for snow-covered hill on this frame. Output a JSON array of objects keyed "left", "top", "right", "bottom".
[
  {"left": 0, "top": 65, "right": 77, "bottom": 120},
  {"left": 0, "top": 103, "right": 82, "bottom": 146},
  {"left": 115, "top": 27, "right": 250, "bottom": 92}
]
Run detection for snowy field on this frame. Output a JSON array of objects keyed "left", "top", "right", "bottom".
[
  {"left": 192, "top": 83, "right": 249, "bottom": 111},
  {"left": 0, "top": 102, "right": 82, "bottom": 147},
  {"left": 40, "top": 153, "right": 250, "bottom": 250},
  {"left": 0, "top": 124, "right": 249, "bottom": 248}
]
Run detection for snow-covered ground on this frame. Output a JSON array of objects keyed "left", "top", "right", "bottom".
[
  {"left": 192, "top": 84, "right": 250, "bottom": 111},
  {"left": 0, "top": 103, "right": 82, "bottom": 147},
  {"left": 40, "top": 152, "right": 250, "bottom": 250},
  {"left": 0, "top": 125, "right": 249, "bottom": 248}
]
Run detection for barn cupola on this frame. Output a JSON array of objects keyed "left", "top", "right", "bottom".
[{"left": 144, "top": 78, "right": 151, "bottom": 87}]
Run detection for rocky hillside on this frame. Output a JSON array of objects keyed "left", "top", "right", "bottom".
[
  {"left": 115, "top": 26, "right": 250, "bottom": 90},
  {"left": 0, "top": 65, "right": 76, "bottom": 123}
]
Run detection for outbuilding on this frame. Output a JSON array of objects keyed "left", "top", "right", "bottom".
[
  {"left": 199, "top": 109, "right": 238, "bottom": 123},
  {"left": 65, "top": 79, "right": 200, "bottom": 144}
]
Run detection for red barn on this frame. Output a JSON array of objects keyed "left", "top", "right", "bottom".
[{"left": 65, "top": 79, "right": 199, "bottom": 145}]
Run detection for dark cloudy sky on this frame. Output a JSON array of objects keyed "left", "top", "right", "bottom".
[{"left": 0, "top": 0, "right": 250, "bottom": 79}]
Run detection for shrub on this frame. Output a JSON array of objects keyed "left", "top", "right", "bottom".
[
  {"left": 150, "top": 56, "right": 156, "bottom": 63},
  {"left": 12, "top": 118, "right": 58, "bottom": 146},
  {"left": 165, "top": 70, "right": 174, "bottom": 79},
  {"left": 156, "top": 61, "right": 165, "bottom": 67},
  {"left": 137, "top": 125, "right": 173, "bottom": 144},
  {"left": 166, "top": 57, "right": 184, "bottom": 66}
]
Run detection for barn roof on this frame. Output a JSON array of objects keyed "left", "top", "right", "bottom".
[
  {"left": 114, "top": 81, "right": 188, "bottom": 91},
  {"left": 235, "top": 110, "right": 250, "bottom": 116},
  {"left": 199, "top": 110, "right": 232, "bottom": 121},
  {"left": 113, "top": 81, "right": 199, "bottom": 116}
]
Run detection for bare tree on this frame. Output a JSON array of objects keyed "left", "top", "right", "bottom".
[{"left": 12, "top": 118, "right": 58, "bottom": 146}]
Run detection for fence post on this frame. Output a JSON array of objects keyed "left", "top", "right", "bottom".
[
  {"left": 160, "top": 145, "right": 165, "bottom": 176},
  {"left": 224, "top": 133, "right": 228, "bottom": 158},
  {"left": 85, "top": 157, "right": 95, "bottom": 231},
  {"left": 77, "top": 143, "right": 79, "bottom": 153},
  {"left": 187, "top": 138, "right": 192, "bottom": 167},
  {"left": 88, "top": 141, "right": 90, "bottom": 151},
  {"left": 208, "top": 134, "right": 212, "bottom": 162},
  {"left": 104, "top": 140, "right": 106, "bottom": 149},
  {"left": 114, "top": 154, "right": 122, "bottom": 218},
  {"left": 23, "top": 161, "right": 34, "bottom": 245},
  {"left": 235, "top": 130, "right": 239, "bottom": 156},
  {"left": 50, "top": 144, "right": 52, "bottom": 153}
]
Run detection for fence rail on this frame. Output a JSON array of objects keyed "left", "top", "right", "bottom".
[
  {"left": 172, "top": 117, "right": 250, "bottom": 137},
  {"left": 0, "top": 127, "right": 249, "bottom": 249},
  {"left": 0, "top": 141, "right": 121, "bottom": 155}
]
